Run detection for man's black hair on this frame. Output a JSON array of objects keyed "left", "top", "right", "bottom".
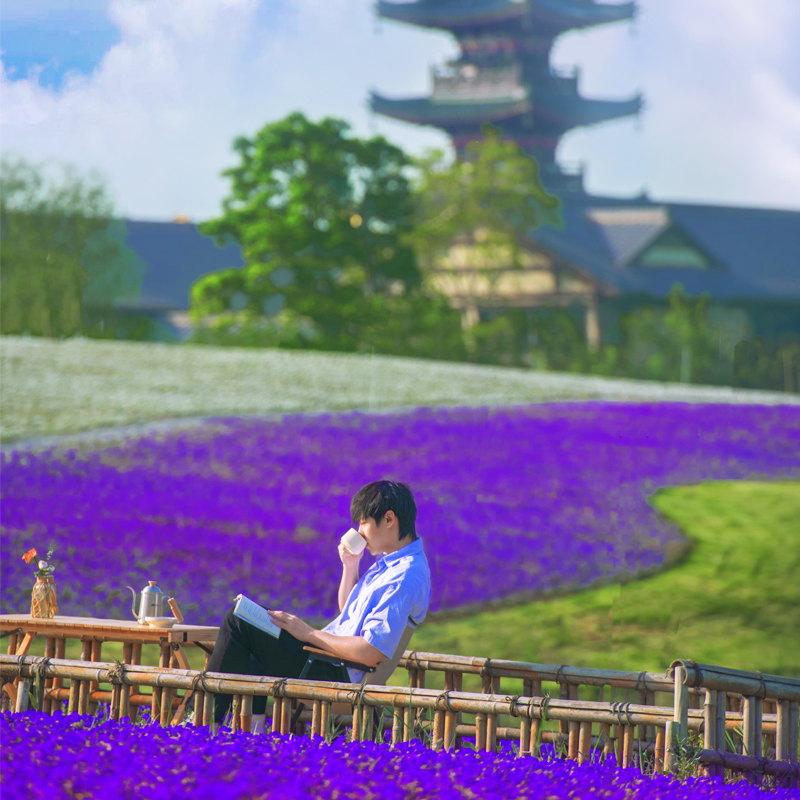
[{"left": 351, "top": 480, "right": 417, "bottom": 542}]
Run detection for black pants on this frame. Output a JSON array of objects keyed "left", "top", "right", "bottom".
[{"left": 207, "top": 607, "right": 347, "bottom": 722}]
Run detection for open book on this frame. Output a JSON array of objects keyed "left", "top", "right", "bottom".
[{"left": 232, "top": 594, "right": 281, "bottom": 638}]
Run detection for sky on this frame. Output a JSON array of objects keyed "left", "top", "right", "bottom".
[{"left": 1, "top": 0, "right": 799, "bottom": 221}]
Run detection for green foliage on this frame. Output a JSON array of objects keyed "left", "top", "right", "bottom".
[
  {"left": 0, "top": 155, "right": 146, "bottom": 338},
  {"left": 193, "top": 112, "right": 427, "bottom": 351},
  {"left": 407, "top": 124, "right": 561, "bottom": 272},
  {"left": 409, "top": 481, "right": 800, "bottom": 681},
  {"left": 193, "top": 118, "right": 561, "bottom": 361}
]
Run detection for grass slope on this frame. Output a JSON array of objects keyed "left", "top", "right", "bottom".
[
  {"left": 411, "top": 480, "right": 800, "bottom": 683},
  {"left": 3, "top": 336, "right": 797, "bottom": 442}
]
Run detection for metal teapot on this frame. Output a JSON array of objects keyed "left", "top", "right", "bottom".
[{"left": 127, "top": 581, "right": 165, "bottom": 625}]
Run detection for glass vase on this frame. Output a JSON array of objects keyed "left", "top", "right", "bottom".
[{"left": 31, "top": 576, "right": 58, "bottom": 619}]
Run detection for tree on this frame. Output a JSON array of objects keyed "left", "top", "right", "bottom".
[
  {"left": 194, "top": 112, "right": 425, "bottom": 352},
  {"left": 407, "top": 125, "right": 561, "bottom": 273},
  {"left": 0, "top": 155, "right": 145, "bottom": 338}
]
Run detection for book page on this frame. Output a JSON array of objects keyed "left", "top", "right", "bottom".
[{"left": 233, "top": 594, "right": 281, "bottom": 638}]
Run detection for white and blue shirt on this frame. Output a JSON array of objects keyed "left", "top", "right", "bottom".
[{"left": 322, "top": 537, "right": 431, "bottom": 682}]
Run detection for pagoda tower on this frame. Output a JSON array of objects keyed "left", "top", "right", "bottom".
[{"left": 371, "top": 0, "right": 642, "bottom": 195}]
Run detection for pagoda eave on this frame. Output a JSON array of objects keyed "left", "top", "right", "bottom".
[
  {"left": 537, "top": 94, "right": 643, "bottom": 128},
  {"left": 376, "top": 0, "right": 635, "bottom": 32},
  {"left": 370, "top": 92, "right": 533, "bottom": 125}
]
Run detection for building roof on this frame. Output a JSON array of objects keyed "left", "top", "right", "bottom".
[
  {"left": 123, "top": 220, "right": 244, "bottom": 310},
  {"left": 376, "top": 0, "right": 635, "bottom": 32},
  {"left": 115, "top": 200, "right": 799, "bottom": 313},
  {"left": 370, "top": 89, "right": 640, "bottom": 130},
  {"left": 532, "top": 201, "right": 800, "bottom": 302}
]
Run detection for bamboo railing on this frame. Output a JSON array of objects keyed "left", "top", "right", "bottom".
[{"left": 2, "top": 654, "right": 798, "bottom": 786}]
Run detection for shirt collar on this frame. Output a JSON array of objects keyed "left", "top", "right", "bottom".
[{"left": 376, "top": 536, "right": 422, "bottom": 568}]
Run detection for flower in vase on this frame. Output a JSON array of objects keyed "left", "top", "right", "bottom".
[{"left": 22, "top": 548, "right": 38, "bottom": 564}]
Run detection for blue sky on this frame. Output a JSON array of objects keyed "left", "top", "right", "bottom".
[{"left": 2, "top": 0, "right": 799, "bottom": 220}]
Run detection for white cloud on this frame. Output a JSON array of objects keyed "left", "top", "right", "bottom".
[
  {"left": 1, "top": 0, "right": 798, "bottom": 218},
  {"left": 555, "top": 0, "right": 800, "bottom": 208}
]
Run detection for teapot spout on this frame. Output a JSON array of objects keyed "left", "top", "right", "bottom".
[{"left": 126, "top": 586, "right": 139, "bottom": 621}]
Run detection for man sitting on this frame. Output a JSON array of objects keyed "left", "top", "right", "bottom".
[{"left": 206, "top": 479, "right": 432, "bottom": 728}]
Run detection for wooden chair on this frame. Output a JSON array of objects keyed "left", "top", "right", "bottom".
[{"left": 289, "top": 622, "right": 418, "bottom": 731}]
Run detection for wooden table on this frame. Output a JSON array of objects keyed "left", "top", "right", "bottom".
[{"left": 1, "top": 615, "right": 218, "bottom": 724}]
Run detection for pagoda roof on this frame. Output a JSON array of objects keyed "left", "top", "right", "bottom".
[
  {"left": 376, "top": 0, "right": 635, "bottom": 32},
  {"left": 370, "top": 91, "right": 533, "bottom": 125},
  {"left": 370, "top": 90, "right": 640, "bottom": 130},
  {"left": 534, "top": 90, "right": 642, "bottom": 128}
]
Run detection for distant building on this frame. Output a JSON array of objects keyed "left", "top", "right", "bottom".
[
  {"left": 109, "top": 0, "right": 799, "bottom": 351},
  {"left": 367, "top": 0, "right": 800, "bottom": 347},
  {"left": 371, "top": 0, "right": 641, "bottom": 195}
]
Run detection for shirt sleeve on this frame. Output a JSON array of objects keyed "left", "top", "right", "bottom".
[{"left": 359, "top": 576, "right": 421, "bottom": 659}]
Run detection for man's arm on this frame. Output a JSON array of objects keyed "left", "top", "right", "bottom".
[
  {"left": 268, "top": 611, "right": 384, "bottom": 668},
  {"left": 337, "top": 542, "right": 362, "bottom": 612}
]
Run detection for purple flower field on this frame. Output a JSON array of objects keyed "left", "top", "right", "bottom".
[
  {"left": 1, "top": 403, "right": 799, "bottom": 625},
  {"left": 1, "top": 712, "right": 793, "bottom": 799}
]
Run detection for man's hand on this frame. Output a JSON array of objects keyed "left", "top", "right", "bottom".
[
  {"left": 338, "top": 541, "right": 363, "bottom": 572},
  {"left": 268, "top": 610, "right": 315, "bottom": 643}
]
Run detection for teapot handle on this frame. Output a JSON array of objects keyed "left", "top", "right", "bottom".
[{"left": 126, "top": 586, "right": 139, "bottom": 621}]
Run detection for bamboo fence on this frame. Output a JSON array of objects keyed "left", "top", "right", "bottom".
[{"left": 2, "top": 653, "right": 797, "bottom": 787}]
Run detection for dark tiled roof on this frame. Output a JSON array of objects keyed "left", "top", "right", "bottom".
[
  {"left": 124, "top": 220, "right": 244, "bottom": 310},
  {"left": 376, "top": 0, "right": 635, "bottom": 30},
  {"left": 118, "top": 198, "right": 799, "bottom": 312},
  {"left": 533, "top": 199, "right": 800, "bottom": 302}
]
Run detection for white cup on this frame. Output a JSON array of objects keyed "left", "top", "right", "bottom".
[{"left": 341, "top": 527, "right": 367, "bottom": 555}]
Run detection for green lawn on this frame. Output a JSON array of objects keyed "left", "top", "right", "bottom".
[
  {"left": 410, "top": 480, "right": 800, "bottom": 684},
  {"left": 22, "top": 481, "right": 800, "bottom": 693}
]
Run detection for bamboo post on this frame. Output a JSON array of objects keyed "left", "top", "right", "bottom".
[
  {"left": 118, "top": 643, "right": 132, "bottom": 722},
  {"left": 673, "top": 666, "right": 689, "bottom": 745},
  {"left": 483, "top": 675, "right": 499, "bottom": 753},
  {"left": 391, "top": 705, "right": 403, "bottom": 745},
  {"left": 42, "top": 638, "right": 55, "bottom": 714},
  {"left": 240, "top": 694, "right": 253, "bottom": 733},
  {"left": 88, "top": 639, "right": 101, "bottom": 716},
  {"left": 14, "top": 679, "right": 31, "bottom": 713},
  {"left": 443, "top": 670, "right": 457, "bottom": 751},
  {"left": 51, "top": 638, "right": 66, "bottom": 715},
  {"left": 350, "top": 698, "right": 361, "bottom": 743},
  {"left": 601, "top": 723, "right": 613, "bottom": 761},
  {"left": 361, "top": 703, "right": 373, "bottom": 743},
  {"left": 320, "top": 701, "right": 330, "bottom": 740},
  {"left": 452, "top": 671, "right": 463, "bottom": 749},
  {"left": 665, "top": 720, "right": 678, "bottom": 774},
  {"left": 787, "top": 702, "right": 799, "bottom": 790},
  {"left": 78, "top": 640, "right": 92, "bottom": 715},
  {"left": 777, "top": 700, "right": 790, "bottom": 760},
  {"left": 475, "top": 712, "right": 487, "bottom": 751},
  {"left": 280, "top": 698, "right": 291, "bottom": 736},
  {"left": 7, "top": 634, "right": 18, "bottom": 656},
  {"left": 403, "top": 702, "right": 414, "bottom": 743},
  {"left": 231, "top": 695, "right": 242, "bottom": 733},
  {"left": 615, "top": 724, "right": 624, "bottom": 766},
  {"left": 655, "top": 726, "right": 665, "bottom": 773},
  {"left": 310, "top": 700, "right": 322, "bottom": 737},
  {"left": 578, "top": 721, "right": 592, "bottom": 765},
  {"left": 715, "top": 690, "right": 727, "bottom": 779},
  {"left": 194, "top": 689, "right": 205, "bottom": 728},
  {"left": 432, "top": 707, "right": 445, "bottom": 751},
  {"left": 153, "top": 644, "right": 168, "bottom": 723},
  {"left": 415, "top": 668, "right": 426, "bottom": 729},
  {"left": 568, "top": 721, "right": 579, "bottom": 760},
  {"left": 129, "top": 643, "right": 142, "bottom": 723},
  {"left": 622, "top": 724, "right": 634, "bottom": 769},
  {"left": 519, "top": 678, "right": 534, "bottom": 757},
  {"left": 558, "top": 682, "right": 570, "bottom": 737},
  {"left": 202, "top": 690, "right": 214, "bottom": 728},
  {"left": 703, "top": 689, "right": 717, "bottom": 778},
  {"left": 271, "top": 696, "right": 282, "bottom": 734},
  {"left": 159, "top": 647, "right": 177, "bottom": 728}
]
